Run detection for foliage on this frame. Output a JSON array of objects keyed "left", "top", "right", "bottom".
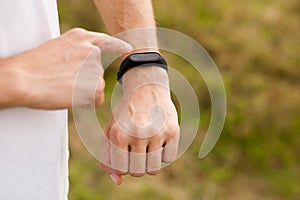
[{"left": 58, "top": 0, "right": 300, "bottom": 199}]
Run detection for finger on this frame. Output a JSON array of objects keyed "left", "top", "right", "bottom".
[
  {"left": 162, "top": 133, "right": 179, "bottom": 163},
  {"left": 129, "top": 142, "right": 147, "bottom": 177},
  {"left": 110, "top": 126, "right": 129, "bottom": 175},
  {"left": 99, "top": 120, "right": 124, "bottom": 185},
  {"left": 95, "top": 78, "right": 105, "bottom": 108},
  {"left": 109, "top": 173, "right": 123, "bottom": 185},
  {"left": 146, "top": 142, "right": 163, "bottom": 175},
  {"left": 99, "top": 129, "right": 112, "bottom": 173},
  {"left": 90, "top": 32, "right": 132, "bottom": 54},
  {"left": 99, "top": 118, "right": 113, "bottom": 173}
]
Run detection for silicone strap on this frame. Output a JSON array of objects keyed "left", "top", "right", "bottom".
[{"left": 117, "top": 52, "right": 168, "bottom": 83}]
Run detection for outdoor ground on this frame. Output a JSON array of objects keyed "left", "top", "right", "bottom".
[{"left": 57, "top": 0, "right": 300, "bottom": 199}]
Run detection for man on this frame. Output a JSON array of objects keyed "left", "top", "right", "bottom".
[{"left": 0, "top": 0, "right": 179, "bottom": 199}]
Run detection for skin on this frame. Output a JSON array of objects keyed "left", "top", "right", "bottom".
[
  {"left": 94, "top": 0, "right": 180, "bottom": 184},
  {"left": 0, "top": 29, "right": 131, "bottom": 109},
  {"left": 0, "top": 0, "right": 179, "bottom": 185}
]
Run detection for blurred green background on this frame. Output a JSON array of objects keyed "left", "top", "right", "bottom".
[{"left": 57, "top": 0, "right": 300, "bottom": 199}]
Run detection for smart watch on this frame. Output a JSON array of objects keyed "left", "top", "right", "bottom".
[{"left": 117, "top": 52, "right": 168, "bottom": 83}]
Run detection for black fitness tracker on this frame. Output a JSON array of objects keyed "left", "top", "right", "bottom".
[{"left": 117, "top": 52, "right": 168, "bottom": 83}]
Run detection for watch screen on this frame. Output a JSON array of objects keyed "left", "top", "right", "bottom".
[{"left": 130, "top": 53, "right": 161, "bottom": 62}]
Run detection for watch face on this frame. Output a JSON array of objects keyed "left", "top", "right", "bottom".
[{"left": 130, "top": 53, "right": 161, "bottom": 62}]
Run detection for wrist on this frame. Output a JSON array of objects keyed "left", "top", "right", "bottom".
[
  {"left": 118, "top": 51, "right": 167, "bottom": 84},
  {"left": 122, "top": 48, "right": 159, "bottom": 59},
  {"left": 122, "top": 66, "right": 169, "bottom": 95},
  {"left": 0, "top": 57, "right": 30, "bottom": 108},
  {"left": 117, "top": 27, "right": 159, "bottom": 59}
]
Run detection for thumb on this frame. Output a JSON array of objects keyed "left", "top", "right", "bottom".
[{"left": 109, "top": 173, "right": 123, "bottom": 185}]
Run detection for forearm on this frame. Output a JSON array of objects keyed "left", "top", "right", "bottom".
[
  {"left": 0, "top": 58, "right": 26, "bottom": 109},
  {"left": 95, "top": 1, "right": 179, "bottom": 183},
  {"left": 93, "top": 0, "right": 158, "bottom": 52}
]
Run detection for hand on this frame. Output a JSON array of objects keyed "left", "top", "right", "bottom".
[
  {"left": 100, "top": 66, "right": 180, "bottom": 185},
  {"left": 1, "top": 28, "right": 132, "bottom": 109}
]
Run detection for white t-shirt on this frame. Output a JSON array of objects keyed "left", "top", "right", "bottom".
[{"left": 0, "top": 1, "right": 68, "bottom": 200}]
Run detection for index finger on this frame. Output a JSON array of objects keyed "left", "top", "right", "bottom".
[{"left": 90, "top": 32, "right": 132, "bottom": 54}]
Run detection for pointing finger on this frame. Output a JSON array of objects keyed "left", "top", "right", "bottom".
[{"left": 90, "top": 32, "right": 132, "bottom": 54}]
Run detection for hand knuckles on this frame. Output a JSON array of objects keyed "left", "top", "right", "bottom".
[
  {"left": 91, "top": 45, "right": 101, "bottom": 53},
  {"left": 97, "top": 78, "right": 105, "bottom": 90},
  {"left": 98, "top": 33, "right": 110, "bottom": 40},
  {"left": 101, "top": 78, "right": 105, "bottom": 87},
  {"left": 70, "top": 28, "right": 87, "bottom": 34},
  {"left": 95, "top": 90, "right": 104, "bottom": 103},
  {"left": 129, "top": 142, "right": 147, "bottom": 152},
  {"left": 100, "top": 36, "right": 113, "bottom": 46},
  {"left": 150, "top": 134, "right": 163, "bottom": 144},
  {"left": 165, "top": 122, "right": 180, "bottom": 138},
  {"left": 96, "top": 85, "right": 105, "bottom": 95},
  {"left": 112, "top": 134, "right": 125, "bottom": 145},
  {"left": 110, "top": 127, "right": 127, "bottom": 144},
  {"left": 66, "top": 28, "right": 88, "bottom": 40},
  {"left": 95, "top": 95, "right": 104, "bottom": 108},
  {"left": 85, "top": 45, "right": 100, "bottom": 55}
]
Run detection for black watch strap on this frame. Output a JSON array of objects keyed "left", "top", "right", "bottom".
[{"left": 117, "top": 52, "right": 168, "bottom": 83}]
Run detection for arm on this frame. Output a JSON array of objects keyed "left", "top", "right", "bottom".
[
  {"left": 94, "top": 0, "right": 158, "bottom": 52},
  {"left": 0, "top": 29, "right": 131, "bottom": 110},
  {"left": 94, "top": 0, "right": 180, "bottom": 184},
  {"left": 0, "top": 58, "right": 25, "bottom": 108}
]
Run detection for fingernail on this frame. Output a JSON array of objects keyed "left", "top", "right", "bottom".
[
  {"left": 123, "top": 43, "right": 133, "bottom": 52},
  {"left": 109, "top": 174, "right": 118, "bottom": 185}
]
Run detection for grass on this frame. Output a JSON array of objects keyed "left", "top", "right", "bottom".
[{"left": 58, "top": 0, "right": 300, "bottom": 199}]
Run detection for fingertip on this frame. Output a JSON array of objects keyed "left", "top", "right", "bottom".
[
  {"left": 122, "top": 42, "right": 133, "bottom": 53},
  {"left": 110, "top": 173, "right": 123, "bottom": 185},
  {"left": 91, "top": 33, "right": 132, "bottom": 54}
]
